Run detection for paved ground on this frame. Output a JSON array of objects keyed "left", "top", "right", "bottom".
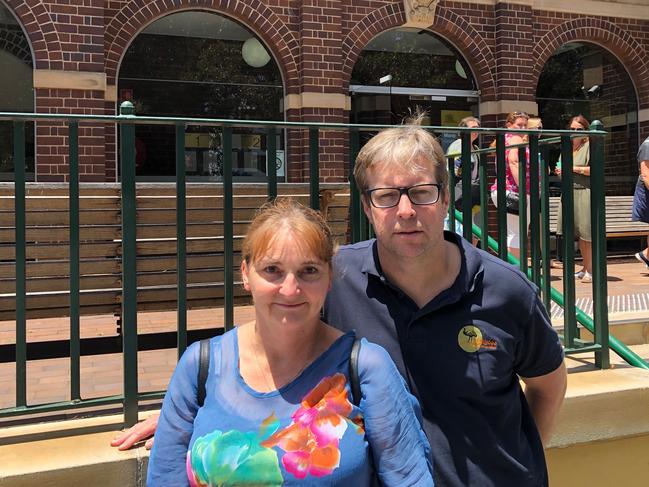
[{"left": 1, "top": 257, "right": 648, "bottom": 413}]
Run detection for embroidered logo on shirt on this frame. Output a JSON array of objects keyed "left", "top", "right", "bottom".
[{"left": 458, "top": 325, "right": 498, "bottom": 352}]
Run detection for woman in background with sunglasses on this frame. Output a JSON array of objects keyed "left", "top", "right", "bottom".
[{"left": 555, "top": 115, "right": 593, "bottom": 283}]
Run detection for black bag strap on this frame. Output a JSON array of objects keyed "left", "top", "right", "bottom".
[
  {"left": 349, "top": 337, "right": 362, "bottom": 406},
  {"left": 197, "top": 338, "right": 210, "bottom": 407}
]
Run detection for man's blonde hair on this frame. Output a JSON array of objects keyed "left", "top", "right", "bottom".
[{"left": 353, "top": 115, "right": 448, "bottom": 195}]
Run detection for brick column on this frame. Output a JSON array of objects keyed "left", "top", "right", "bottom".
[
  {"left": 33, "top": 0, "right": 107, "bottom": 182},
  {"left": 494, "top": 2, "right": 535, "bottom": 104},
  {"left": 285, "top": 0, "right": 348, "bottom": 183}
]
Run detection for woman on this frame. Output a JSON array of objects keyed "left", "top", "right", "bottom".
[
  {"left": 555, "top": 115, "right": 592, "bottom": 283},
  {"left": 147, "top": 199, "right": 433, "bottom": 486},
  {"left": 490, "top": 111, "right": 531, "bottom": 259}
]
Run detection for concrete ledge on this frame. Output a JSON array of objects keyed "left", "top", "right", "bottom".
[
  {"left": 1, "top": 368, "right": 648, "bottom": 486},
  {"left": 549, "top": 367, "right": 649, "bottom": 448},
  {"left": 0, "top": 413, "right": 151, "bottom": 487}
]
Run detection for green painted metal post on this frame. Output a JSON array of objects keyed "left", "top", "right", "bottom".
[
  {"left": 528, "top": 135, "right": 540, "bottom": 288},
  {"left": 479, "top": 152, "right": 489, "bottom": 244},
  {"left": 560, "top": 135, "right": 577, "bottom": 348},
  {"left": 223, "top": 127, "right": 234, "bottom": 332},
  {"left": 119, "top": 101, "right": 139, "bottom": 426},
  {"left": 447, "top": 156, "right": 456, "bottom": 230},
  {"left": 540, "top": 145, "right": 552, "bottom": 311},
  {"left": 589, "top": 120, "right": 610, "bottom": 368},
  {"left": 175, "top": 123, "right": 187, "bottom": 357},
  {"left": 349, "top": 130, "right": 361, "bottom": 243},
  {"left": 309, "top": 128, "right": 319, "bottom": 211},
  {"left": 266, "top": 127, "right": 277, "bottom": 201},
  {"left": 518, "top": 146, "right": 528, "bottom": 275},
  {"left": 68, "top": 122, "right": 81, "bottom": 400},
  {"left": 14, "top": 121, "right": 26, "bottom": 408},
  {"left": 461, "top": 132, "right": 472, "bottom": 241},
  {"left": 495, "top": 134, "right": 507, "bottom": 260}
]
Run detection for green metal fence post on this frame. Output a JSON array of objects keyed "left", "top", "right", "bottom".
[
  {"left": 590, "top": 120, "right": 610, "bottom": 368},
  {"left": 495, "top": 134, "right": 507, "bottom": 260},
  {"left": 349, "top": 130, "right": 361, "bottom": 243},
  {"left": 479, "top": 152, "right": 489, "bottom": 245},
  {"left": 175, "top": 123, "right": 187, "bottom": 357},
  {"left": 119, "top": 101, "right": 139, "bottom": 426},
  {"left": 540, "top": 144, "right": 552, "bottom": 311},
  {"left": 68, "top": 122, "right": 81, "bottom": 400},
  {"left": 309, "top": 128, "right": 319, "bottom": 210},
  {"left": 14, "top": 121, "right": 26, "bottom": 408},
  {"left": 528, "top": 135, "right": 540, "bottom": 287},
  {"left": 560, "top": 135, "right": 577, "bottom": 348},
  {"left": 518, "top": 146, "right": 528, "bottom": 275},
  {"left": 266, "top": 127, "right": 277, "bottom": 201},
  {"left": 461, "top": 131, "right": 472, "bottom": 241},
  {"left": 448, "top": 155, "right": 457, "bottom": 230},
  {"left": 223, "top": 127, "right": 234, "bottom": 332}
]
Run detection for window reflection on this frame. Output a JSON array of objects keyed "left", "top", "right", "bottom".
[
  {"left": 118, "top": 11, "right": 284, "bottom": 181},
  {"left": 0, "top": 5, "right": 34, "bottom": 181}
]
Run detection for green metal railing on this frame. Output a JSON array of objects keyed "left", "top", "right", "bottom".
[{"left": 1, "top": 105, "right": 646, "bottom": 428}]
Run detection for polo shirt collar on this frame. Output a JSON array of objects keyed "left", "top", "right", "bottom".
[{"left": 360, "top": 232, "right": 485, "bottom": 305}]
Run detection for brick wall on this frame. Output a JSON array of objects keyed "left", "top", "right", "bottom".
[{"left": 2, "top": 0, "right": 648, "bottom": 185}]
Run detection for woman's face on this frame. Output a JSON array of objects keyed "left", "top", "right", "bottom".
[
  {"left": 241, "top": 232, "right": 331, "bottom": 329},
  {"left": 569, "top": 119, "right": 587, "bottom": 146},
  {"left": 507, "top": 117, "right": 528, "bottom": 130}
]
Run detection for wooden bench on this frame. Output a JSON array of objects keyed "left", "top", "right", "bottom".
[
  {"left": 0, "top": 183, "right": 352, "bottom": 322},
  {"left": 548, "top": 195, "right": 649, "bottom": 240}
]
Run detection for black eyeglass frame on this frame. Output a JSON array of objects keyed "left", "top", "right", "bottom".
[{"left": 365, "top": 183, "right": 443, "bottom": 208}]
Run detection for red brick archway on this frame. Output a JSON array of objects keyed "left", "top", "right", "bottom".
[
  {"left": 532, "top": 18, "right": 649, "bottom": 110},
  {"left": 104, "top": 0, "right": 299, "bottom": 93},
  {"left": 4, "top": 0, "right": 62, "bottom": 69},
  {"left": 340, "top": 3, "right": 497, "bottom": 101}
]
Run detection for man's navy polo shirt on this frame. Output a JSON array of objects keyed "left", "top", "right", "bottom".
[{"left": 323, "top": 231, "right": 564, "bottom": 487}]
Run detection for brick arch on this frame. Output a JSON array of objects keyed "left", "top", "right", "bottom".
[
  {"left": 3, "top": 0, "right": 62, "bottom": 69},
  {"left": 104, "top": 0, "right": 299, "bottom": 92},
  {"left": 532, "top": 18, "right": 649, "bottom": 109},
  {"left": 340, "top": 4, "right": 496, "bottom": 101}
]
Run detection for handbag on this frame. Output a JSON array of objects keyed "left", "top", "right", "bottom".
[{"left": 505, "top": 191, "right": 520, "bottom": 215}]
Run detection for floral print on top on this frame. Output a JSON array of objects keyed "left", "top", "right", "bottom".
[
  {"left": 186, "top": 373, "right": 363, "bottom": 486},
  {"left": 147, "top": 329, "right": 433, "bottom": 486}
]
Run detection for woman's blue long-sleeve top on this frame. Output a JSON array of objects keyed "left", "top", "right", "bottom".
[{"left": 147, "top": 329, "right": 433, "bottom": 486}]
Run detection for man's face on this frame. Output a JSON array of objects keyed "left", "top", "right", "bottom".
[{"left": 362, "top": 157, "right": 449, "bottom": 261}]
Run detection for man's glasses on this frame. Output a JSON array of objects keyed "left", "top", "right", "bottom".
[{"left": 366, "top": 183, "right": 442, "bottom": 208}]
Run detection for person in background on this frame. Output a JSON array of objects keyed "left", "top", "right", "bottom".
[
  {"left": 145, "top": 199, "right": 433, "bottom": 486},
  {"left": 555, "top": 115, "right": 593, "bottom": 283},
  {"left": 632, "top": 135, "right": 649, "bottom": 269},
  {"left": 489, "top": 111, "right": 531, "bottom": 259},
  {"left": 445, "top": 117, "right": 481, "bottom": 235}
]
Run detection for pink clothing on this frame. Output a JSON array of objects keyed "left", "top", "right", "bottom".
[{"left": 490, "top": 133, "right": 531, "bottom": 193}]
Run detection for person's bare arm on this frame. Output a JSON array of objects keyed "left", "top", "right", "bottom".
[
  {"left": 520, "top": 361, "right": 567, "bottom": 446},
  {"left": 507, "top": 135, "right": 524, "bottom": 186},
  {"left": 110, "top": 413, "right": 159, "bottom": 450},
  {"left": 641, "top": 159, "right": 649, "bottom": 190}
]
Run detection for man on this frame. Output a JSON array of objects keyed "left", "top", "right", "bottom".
[
  {"left": 324, "top": 121, "right": 566, "bottom": 487},
  {"left": 632, "top": 135, "right": 649, "bottom": 269},
  {"left": 112, "top": 122, "right": 567, "bottom": 487}
]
